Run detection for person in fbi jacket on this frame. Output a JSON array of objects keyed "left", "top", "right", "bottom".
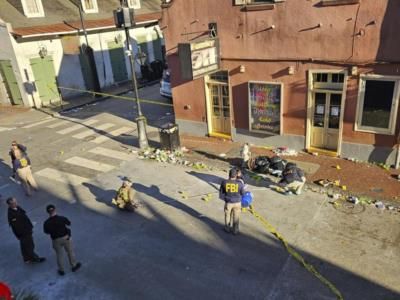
[{"left": 219, "top": 168, "right": 245, "bottom": 235}]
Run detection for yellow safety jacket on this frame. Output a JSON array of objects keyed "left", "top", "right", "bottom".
[{"left": 116, "top": 187, "right": 130, "bottom": 203}]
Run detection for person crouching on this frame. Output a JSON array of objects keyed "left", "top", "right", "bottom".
[
  {"left": 279, "top": 162, "right": 306, "bottom": 195},
  {"left": 112, "top": 179, "right": 139, "bottom": 212}
]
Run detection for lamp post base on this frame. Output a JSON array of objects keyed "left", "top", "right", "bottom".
[{"left": 136, "top": 116, "right": 149, "bottom": 149}]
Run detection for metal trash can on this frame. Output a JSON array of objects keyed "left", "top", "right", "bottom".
[{"left": 159, "top": 123, "right": 180, "bottom": 151}]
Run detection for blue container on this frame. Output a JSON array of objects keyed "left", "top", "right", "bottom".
[{"left": 241, "top": 192, "right": 253, "bottom": 208}]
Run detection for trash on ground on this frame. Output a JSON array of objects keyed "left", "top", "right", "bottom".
[
  {"left": 374, "top": 201, "right": 385, "bottom": 210},
  {"left": 219, "top": 153, "right": 226, "bottom": 157},
  {"left": 336, "top": 165, "right": 341, "bottom": 170},
  {"left": 317, "top": 179, "right": 334, "bottom": 187},
  {"left": 333, "top": 193, "right": 342, "bottom": 200},
  {"left": 347, "top": 196, "right": 359, "bottom": 204},
  {"left": 273, "top": 147, "right": 298, "bottom": 156},
  {"left": 139, "top": 148, "right": 186, "bottom": 164}
]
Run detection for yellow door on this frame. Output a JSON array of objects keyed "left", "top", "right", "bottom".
[
  {"left": 311, "top": 92, "right": 341, "bottom": 152},
  {"left": 209, "top": 84, "right": 231, "bottom": 136}
]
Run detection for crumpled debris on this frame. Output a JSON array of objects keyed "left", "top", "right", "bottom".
[
  {"left": 138, "top": 148, "right": 210, "bottom": 170},
  {"left": 273, "top": 147, "right": 298, "bottom": 156},
  {"left": 347, "top": 196, "right": 359, "bottom": 204},
  {"left": 139, "top": 148, "right": 184, "bottom": 164},
  {"left": 374, "top": 201, "right": 385, "bottom": 210}
]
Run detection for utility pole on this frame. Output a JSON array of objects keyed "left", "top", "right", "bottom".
[{"left": 114, "top": 1, "right": 149, "bottom": 149}]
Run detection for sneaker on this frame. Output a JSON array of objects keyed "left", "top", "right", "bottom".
[
  {"left": 24, "top": 260, "right": 33, "bottom": 264},
  {"left": 36, "top": 257, "right": 46, "bottom": 263},
  {"left": 223, "top": 226, "right": 231, "bottom": 233},
  {"left": 58, "top": 270, "right": 65, "bottom": 276},
  {"left": 72, "top": 262, "right": 82, "bottom": 272}
]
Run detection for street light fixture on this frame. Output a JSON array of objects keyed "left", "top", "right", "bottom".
[{"left": 114, "top": 3, "right": 149, "bottom": 150}]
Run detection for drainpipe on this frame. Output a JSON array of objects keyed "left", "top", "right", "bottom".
[{"left": 395, "top": 132, "right": 400, "bottom": 169}]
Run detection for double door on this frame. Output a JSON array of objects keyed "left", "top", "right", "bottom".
[
  {"left": 209, "top": 83, "right": 231, "bottom": 136},
  {"left": 311, "top": 92, "right": 342, "bottom": 151},
  {"left": 30, "top": 56, "right": 60, "bottom": 107}
]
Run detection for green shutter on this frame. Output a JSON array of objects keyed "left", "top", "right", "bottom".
[
  {"left": 108, "top": 41, "right": 128, "bottom": 83},
  {"left": 0, "top": 60, "right": 23, "bottom": 105}
]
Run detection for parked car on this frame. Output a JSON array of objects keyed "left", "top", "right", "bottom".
[{"left": 160, "top": 69, "right": 172, "bottom": 98}]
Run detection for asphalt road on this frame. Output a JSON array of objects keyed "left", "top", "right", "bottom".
[{"left": 0, "top": 84, "right": 399, "bottom": 299}]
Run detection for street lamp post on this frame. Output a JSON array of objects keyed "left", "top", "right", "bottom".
[{"left": 114, "top": 3, "right": 149, "bottom": 149}]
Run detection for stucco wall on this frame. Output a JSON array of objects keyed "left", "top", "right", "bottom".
[
  {"left": 162, "top": 0, "right": 400, "bottom": 63},
  {"left": 162, "top": 0, "right": 400, "bottom": 152},
  {"left": 7, "top": 25, "right": 163, "bottom": 107},
  {"left": 0, "top": 21, "right": 30, "bottom": 106}
]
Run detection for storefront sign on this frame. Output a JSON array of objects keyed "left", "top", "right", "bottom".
[
  {"left": 248, "top": 82, "right": 282, "bottom": 135},
  {"left": 178, "top": 38, "right": 220, "bottom": 80}
]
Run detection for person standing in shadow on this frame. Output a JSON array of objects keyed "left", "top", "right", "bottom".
[
  {"left": 43, "top": 204, "right": 81, "bottom": 276},
  {"left": 6, "top": 197, "right": 46, "bottom": 264}
]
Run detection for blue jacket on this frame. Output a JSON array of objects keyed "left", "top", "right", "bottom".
[
  {"left": 219, "top": 179, "right": 245, "bottom": 203},
  {"left": 13, "top": 155, "right": 31, "bottom": 170}
]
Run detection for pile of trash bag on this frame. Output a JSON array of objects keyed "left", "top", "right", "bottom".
[{"left": 250, "top": 155, "right": 287, "bottom": 177}]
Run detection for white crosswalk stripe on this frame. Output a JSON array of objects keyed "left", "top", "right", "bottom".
[
  {"left": 57, "top": 119, "right": 98, "bottom": 135},
  {"left": 92, "top": 126, "right": 133, "bottom": 144},
  {"left": 22, "top": 117, "right": 55, "bottom": 128},
  {"left": 89, "top": 147, "right": 133, "bottom": 161},
  {"left": 35, "top": 168, "right": 88, "bottom": 185},
  {"left": 65, "top": 156, "right": 115, "bottom": 172},
  {"left": 72, "top": 123, "right": 115, "bottom": 139},
  {"left": 47, "top": 120, "right": 70, "bottom": 128},
  {"left": 0, "top": 127, "right": 16, "bottom": 132}
]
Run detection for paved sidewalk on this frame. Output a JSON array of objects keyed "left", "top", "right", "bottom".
[{"left": 180, "top": 134, "right": 400, "bottom": 203}]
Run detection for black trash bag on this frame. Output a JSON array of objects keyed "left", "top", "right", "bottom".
[
  {"left": 269, "top": 156, "right": 287, "bottom": 176},
  {"left": 258, "top": 164, "right": 270, "bottom": 174},
  {"left": 253, "top": 156, "right": 270, "bottom": 173}
]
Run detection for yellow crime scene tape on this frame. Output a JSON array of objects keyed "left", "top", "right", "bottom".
[
  {"left": 57, "top": 86, "right": 174, "bottom": 107},
  {"left": 247, "top": 205, "right": 343, "bottom": 300},
  {"left": 191, "top": 191, "right": 344, "bottom": 300}
]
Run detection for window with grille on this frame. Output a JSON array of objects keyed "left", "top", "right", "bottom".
[
  {"left": 82, "top": 0, "right": 98, "bottom": 13},
  {"left": 128, "top": 0, "right": 141, "bottom": 9},
  {"left": 21, "top": 0, "right": 44, "bottom": 17}
]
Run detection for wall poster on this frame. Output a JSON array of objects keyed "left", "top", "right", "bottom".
[{"left": 248, "top": 81, "right": 282, "bottom": 135}]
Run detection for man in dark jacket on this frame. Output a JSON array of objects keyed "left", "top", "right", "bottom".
[
  {"left": 219, "top": 168, "right": 245, "bottom": 235},
  {"left": 279, "top": 162, "right": 306, "bottom": 195},
  {"left": 6, "top": 197, "right": 45, "bottom": 264},
  {"left": 43, "top": 204, "right": 81, "bottom": 276}
]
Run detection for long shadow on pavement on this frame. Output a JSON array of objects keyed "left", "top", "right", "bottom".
[{"left": 0, "top": 176, "right": 398, "bottom": 299}]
